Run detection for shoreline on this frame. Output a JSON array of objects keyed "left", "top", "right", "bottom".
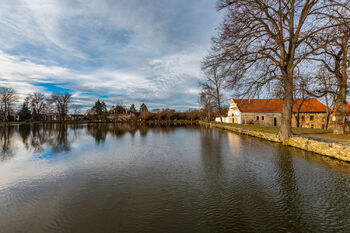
[
  {"left": 0, "top": 120, "right": 199, "bottom": 126},
  {"left": 200, "top": 121, "right": 350, "bottom": 163}
]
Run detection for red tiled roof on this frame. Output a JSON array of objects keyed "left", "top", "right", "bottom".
[{"left": 233, "top": 98, "right": 327, "bottom": 113}]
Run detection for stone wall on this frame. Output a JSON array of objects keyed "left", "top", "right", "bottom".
[
  {"left": 200, "top": 122, "right": 350, "bottom": 163},
  {"left": 240, "top": 112, "right": 327, "bottom": 129},
  {"left": 241, "top": 113, "right": 281, "bottom": 127},
  {"left": 286, "top": 136, "right": 350, "bottom": 162},
  {"left": 292, "top": 112, "right": 327, "bottom": 129}
]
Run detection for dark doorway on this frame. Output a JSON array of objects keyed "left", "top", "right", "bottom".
[{"left": 274, "top": 117, "right": 277, "bottom": 127}]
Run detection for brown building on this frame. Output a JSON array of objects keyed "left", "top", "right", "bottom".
[
  {"left": 107, "top": 106, "right": 130, "bottom": 122},
  {"left": 222, "top": 98, "right": 328, "bottom": 129}
]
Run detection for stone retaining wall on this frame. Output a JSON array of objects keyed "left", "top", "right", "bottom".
[
  {"left": 200, "top": 122, "right": 350, "bottom": 163},
  {"left": 286, "top": 137, "right": 350, "bottom": 162}
]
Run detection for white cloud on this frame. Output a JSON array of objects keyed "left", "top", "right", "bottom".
[
  {"left": 0, "top": 0, "right": 221, "bottom": 110},
  {"left": 0, "top": 49, "right": 203, "bottom": 109}
]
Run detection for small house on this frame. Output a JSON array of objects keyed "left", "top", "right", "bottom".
[{"left": 217, "top": 98, "right": 328, "bottom": 129}]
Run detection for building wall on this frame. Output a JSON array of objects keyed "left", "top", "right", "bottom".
[
  {"left": 227, "top": 99, "right": 329, "bottom": 129},
  {"left": 292, "top": 113, "right": 327, "bottom": 129},
  {"left": 228, "top": 100, "right": 242, "bottom": 124},
  {"left": 239, "top": 112, "right": 327, "bottom": 129},
  {"left": 215, "top": 117, "right": 230, "bottom": 123},
  {"left": 241, "top": 112, "right": 282, "bottom": 127}
]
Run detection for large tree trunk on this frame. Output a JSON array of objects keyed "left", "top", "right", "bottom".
[
  {"left": 218, "top": 105, "right": 223, "bottom": 123},
  {"left": 333, "top": 36, "right": 349, "bottom": 134},
  {"left": 324, "top": 95, "right": 330, "bottom": 129},
  {"left": 325, "top": 109, "right": 330, "bottom": 129},
  {"left": 279, "top": 75, "right": 294, "bottom": 141},
  {"left": 216, "top": 81, "right": 223, "bottom": 124},
  {"left": 333, "top": 82, "right": 347, "bottom": 134}
]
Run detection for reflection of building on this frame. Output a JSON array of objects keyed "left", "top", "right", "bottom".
[
  {"left": 227, "top": 132, "right": 243, "bottom": 156},
  {"left": 217, "top": 98, "right": 328, "bottom": 129}
]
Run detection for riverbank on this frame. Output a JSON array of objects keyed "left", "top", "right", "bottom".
[
  {"left": 200, "top": 121, "right": 350, "bottom": 162},
  {"left": 0, "top": 120, "right": 199, "bottom": 126}
]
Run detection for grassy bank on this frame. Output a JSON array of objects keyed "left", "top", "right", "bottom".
[{"left": 201, "top": 121, "right": 350, "bottom": 146}]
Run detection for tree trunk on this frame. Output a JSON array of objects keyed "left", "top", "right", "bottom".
[
  {"left": 333, "top": 36, "right": 349, "bottom": 134},
  {"left": 296, "top": 112, "right": 300, "bottom": 128},
  {"left": 218, "top": 105, "right": 223, "bottom": 123},
  {"left": 324, "top": 95, "right": 330, "bottom": 129},
  {"left": 216, "top": 85, "right": 223, "bottom": 124},
  {"left": 325, "top": 109, "right": 330, "bottom": 129},
  {"left": 279, "top": 75, "right": 294, "bottom": 141},
  {"left": 333, "top": 83, "right": 347, "bottom": 134}
]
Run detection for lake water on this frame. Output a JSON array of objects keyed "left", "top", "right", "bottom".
[{"left": 0, "top": 124, "right": 349, "bottom": 233}]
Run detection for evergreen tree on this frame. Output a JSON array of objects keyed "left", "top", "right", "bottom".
[
  {"left": 129, "top": 104, "right": 137, "bottom": 113},
  {"left": 18, "top": 102, "right": 31, "bottom": 121},
  {"left": 140, "top": 103, "right": 148, "bottom": 113},
  {"left": 92, "top": 99, "right": 107, "bottom": 119}
]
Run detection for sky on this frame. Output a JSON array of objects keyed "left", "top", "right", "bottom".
[{"left": 0, "top": 0, "right": 223, "bottom": 111}]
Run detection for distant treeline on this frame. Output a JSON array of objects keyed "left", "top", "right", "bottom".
[{"left": 0, "top": 88, "right": 224, "bottom": 123}]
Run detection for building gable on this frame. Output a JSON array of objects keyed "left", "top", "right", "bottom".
[{"left": 228, "top": 99, "right": 241, "bottom": 117}]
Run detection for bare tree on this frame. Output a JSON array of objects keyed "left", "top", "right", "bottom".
[
  {"left": 273, "top": 74, "right": 310, "bottom": 128},
  {"left": 72, "top": 104, "right": 82, "bottom": 115},
  {"left": 45, "top": 98, "right": 56, "bottom": 121},
  {"left": 200, "top": 66, "right": 226, "bottom": 123},
  {"left": 321, "top": 77, "right": 337, "bottom": 130},
  {"left": 204, "top": 0, "right": 349, "bottom": 140},
  {"left": 28, "top": 92, "right": 46, "bottom": 121},
  {"left": 50, "top": 93, "right": 72, "bottom": 121},
  {"left": 0, "top": 87, "right": 17, "bottom": 121},
  {"left": 310, "top": 21, "right": 350, "bottom": 133},
  {"left": 293, "top": 75, "right": 310, "bottom": 128},
  {"left": 199, "top": 91, "right": 215, "bottom": 122},
  {"left": 306, "top": 67, "right": 338, "bottom": 129}
]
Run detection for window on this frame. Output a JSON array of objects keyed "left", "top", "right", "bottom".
[
  {"left": 322, "top": 124, "right": 325, "bottom": 129},
  {"left": 311, "top": 124, "right": 314, "bottom": 128},
  {"left": 310, "top": 115, "right": 314, "bottom": 121},
  {"left": 256, "top": 116, "right": 259, "bottom": 120},
  {"left": 261, "top": 116, "right": 264, "bottom": 120},
  {"left": 301, "top": 116, "right": 305, "bottom": 121}
]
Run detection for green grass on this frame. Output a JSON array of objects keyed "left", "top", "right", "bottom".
[
  {"left": 223, "top": 123, "right": 279, "bottom": 133},
  {"left": 300, "top": 133, "right": 350, "bottom": 145}
]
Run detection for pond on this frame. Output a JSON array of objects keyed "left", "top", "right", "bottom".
[{"left": 0, "top": 124, "right": 349, "bottom": 233}]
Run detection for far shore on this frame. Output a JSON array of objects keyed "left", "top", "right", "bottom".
[{"left": 0, "top": 119, "right": 200, "bottom": 126}]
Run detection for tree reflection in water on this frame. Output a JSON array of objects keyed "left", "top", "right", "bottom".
[
  {"left": 0, "top": 124, "right": 178, "bottom": 160},
  {"left": 50, "top": 124, "right": 70, "bottom": 153},
  {"left": 0, "top": 125, "right": 350, "bottom": 233},
  {"left": 0, "top": 126, "right": 15, "bottom": 160}
]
